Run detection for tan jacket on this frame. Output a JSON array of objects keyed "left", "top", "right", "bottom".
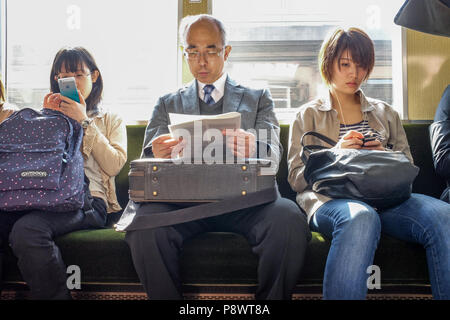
[
  {"left": 287, "top": 90, "right": 413, "bottom": 223},
  {"left": 82, "top": 108, "right": 127, "bottom": 213}
]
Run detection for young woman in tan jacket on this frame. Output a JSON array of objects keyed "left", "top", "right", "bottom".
[{"left": 288, "top": 27, "right": 450, "bottom": 300}]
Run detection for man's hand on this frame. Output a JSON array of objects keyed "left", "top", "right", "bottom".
[
  {"left": 152, "top": 134, "right": 184, "bottom": 159},
  {"left": 223, "top": 129, "right": 257, "bottom": 158}
]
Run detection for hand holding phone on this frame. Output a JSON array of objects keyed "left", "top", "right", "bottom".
[
  {"left": 56, "top": 77, "right": 87, "bottom": 122},
  {"left": 362, "top": 135, "right": 377, "bottom": 145},
  {"left": 58, "top": 77, "right": 80, "bottom": 103}
]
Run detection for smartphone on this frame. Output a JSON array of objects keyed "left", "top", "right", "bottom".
[
  {"left": 363, "top": 134, "right": 377, "bottom": 145},
  {"left": 58, "top": 77, "right": 80, "bottom": 103}
]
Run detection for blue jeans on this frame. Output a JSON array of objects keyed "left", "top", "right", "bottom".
[{"left": 310, "top": 193, "right": 450, "bottom": 300}]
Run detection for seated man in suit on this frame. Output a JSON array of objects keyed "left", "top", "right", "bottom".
[
  {"left": 116, "top": 14, "right": 311, "bottom": 300},
  {"left": 430, "top": 85, "right": 450, "bottom": 202}
]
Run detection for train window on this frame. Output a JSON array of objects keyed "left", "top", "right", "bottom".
[
  {"left": 4, "top": 0, "right": 179, "bottom": 123},
  {"left": 213, "top": 0, "right": 405, "bottom": 121}
]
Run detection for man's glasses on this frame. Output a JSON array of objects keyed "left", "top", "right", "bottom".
[{"left": 183, "top": 48, "right": 224, "bottom": 61}]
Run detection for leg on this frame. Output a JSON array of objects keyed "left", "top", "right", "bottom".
[
  {"left": 219, "top": 197, "right": 311, "bottom": 300},
  {"left": 125, "top": 201, "right": 210, "bottom": 299},
  {"left": 0, "top": 211, "right": 25, "bottom": 294},
  {"left": 379, "top": 193, "right": 450, "bottom": 299},
  {"left": 310, "top": 199, "right": 381, "bottom": 300},
  {"left": 8, "top": 206, "right": 105, "bottom": 300}
]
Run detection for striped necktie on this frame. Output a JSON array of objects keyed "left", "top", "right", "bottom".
[{"left": 203, "top": 84, "right": 215, "bottom": 105}]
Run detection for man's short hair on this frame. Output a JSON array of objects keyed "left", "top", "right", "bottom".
[
  {"left": 179, "top": 14, "right": 228, "bottom": 47},
  {"left": 318, "top": 27, "right": 375, "bottom": 86}
]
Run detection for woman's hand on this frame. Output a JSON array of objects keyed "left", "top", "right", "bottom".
[
  {"left": 361, "top": 139, "right": 385, "bottom": 151},
  {"left": 335, "top": 130, "right": 364, "bottom": 149},
  {"left": 43, "top": 92, "right": 62, "bottom": 111},
  {"left": 43, "top": 91, "right": 87, "bottom": 123},
  {"left": 59, "top": 91, "right": 87, "bottom": 123}
]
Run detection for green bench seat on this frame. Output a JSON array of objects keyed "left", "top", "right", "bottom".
[{"left": 2, "top": 123, "right": 445, "bottom": 299}]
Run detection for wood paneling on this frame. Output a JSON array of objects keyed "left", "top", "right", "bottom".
[
  {"left": 407, "top": 29, "right": 450, "bottom": 120},
  {"left": 183, "top": 0, "right": 208, "bottom": 17},
  {"left": 181, "top": 1, "right": 209, "bottom": 84}
]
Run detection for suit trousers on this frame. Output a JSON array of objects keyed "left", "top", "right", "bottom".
[
  {"left": 0, "top": 197, "right": 107, "bottom": 299},
  {"left": 125, "top": 196, "right": 311, "bottom": 300}
]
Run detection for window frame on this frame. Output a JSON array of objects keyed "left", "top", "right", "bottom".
[{"left": 0, "top": 0, "right": 408, "bottom": 123}]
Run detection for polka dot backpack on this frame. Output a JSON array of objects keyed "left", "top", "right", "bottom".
[{"left": 0, "top": 108, "right": 85, "bottom": 212}]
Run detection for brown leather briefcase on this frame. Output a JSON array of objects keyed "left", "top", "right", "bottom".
[{"left": 118, "top": 158, "right": 279, "bottom": 231}]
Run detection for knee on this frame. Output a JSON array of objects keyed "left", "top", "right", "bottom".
[
  {"left": 413, "top": 195, "right": 450, "bottom": 239},
  {"left": 125, "top": 226, "right": 180, "bottom": 251},
  {"left": 336, "top": 203, "right": 381, "bottom": 241},
  {"left": 263, "top": 199, "right": 310, "bottom": 240},
  {"left": 9, "top": 218, "right": 51, "bottom": 254}
]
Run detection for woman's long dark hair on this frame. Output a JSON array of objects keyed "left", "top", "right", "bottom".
[{"left": 50, "top": 47, "right": 103, "bottom": 113}]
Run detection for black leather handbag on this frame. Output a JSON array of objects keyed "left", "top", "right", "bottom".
[{"left": 300, "top": 131, "right": 419, "bottom": 209}]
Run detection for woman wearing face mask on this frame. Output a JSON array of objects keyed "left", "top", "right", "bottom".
[
  {"left": 4, "top": 47, "right": 127, "bottom": 299},
  {"left": 288, "top": 27, "right": 450, "bottom": 300}
]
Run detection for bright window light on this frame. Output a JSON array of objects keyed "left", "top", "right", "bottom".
[
  {"left": 213, "top": 0, "right": 405, "bottom": 122},
  {"left": 5, "top": 0, "right": 179, "bottom": 124}
]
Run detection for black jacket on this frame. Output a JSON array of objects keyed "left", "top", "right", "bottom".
[{"left": 430, "top": 85, "right": 450, "bottom": 202}]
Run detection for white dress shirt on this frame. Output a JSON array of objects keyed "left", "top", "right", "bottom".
[{"left": 197, "top": 72, "right": 227, "bottom": 103}]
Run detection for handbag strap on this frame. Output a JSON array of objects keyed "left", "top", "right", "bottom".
[
  {"left": 300, "top": 131, "right": 337, "bottom": 164},
  {"left": 122, "top": 186, "right": 278, "bottom": 231}
]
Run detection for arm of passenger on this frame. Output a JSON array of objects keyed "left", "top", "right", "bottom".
[
  {"left": 387, "top": 110, "right": 414, "bottom": 163},
  {"left": 287, "top": 113, "right": 309, "bottom": 193},
  {"left": 430, "top": 120, "right": 450, "bottom": 179},
  {"left": 141, "top": 97, "right": 171, "bottom": 158},
  {"left": 254, "top": 89, "right": 282, "bottom": 166},
  {"left": 430, "top": 86, "right": 450, "bottom": 179},
  {"left": 83, "top": 113, "right": 127, "bottom": 177},
  {"left": 0, "top": 103, "right": 18, "bottom": 123}
]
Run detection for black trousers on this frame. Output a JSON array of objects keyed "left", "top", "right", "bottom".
[
  {"left": 125, "top": 197, "right": 311, "bottom": 300},
  {"left": 0, "top": 197, "right": 106, "bottom": 299}
]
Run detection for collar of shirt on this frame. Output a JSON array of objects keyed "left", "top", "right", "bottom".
[
  {"left": 319, "top": 89, "right": 374, "bottom": 113},
  {"left": 197, "top": 73, "right": 227, "bottom": 103},
  {"left": 87, "top": 105, "right": 106, "bottom": 118}
]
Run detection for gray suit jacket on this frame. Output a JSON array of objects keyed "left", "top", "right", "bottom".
[
  {"left": 141, "top": 76, "right": 282, "bottom": 165},
  {"left": 115, "top": 77, "right": 282, "bottom": 231}
]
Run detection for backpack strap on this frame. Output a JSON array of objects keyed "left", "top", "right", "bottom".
[{"left": 82, "top": 174, "right": 95, "bottom": 215}]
